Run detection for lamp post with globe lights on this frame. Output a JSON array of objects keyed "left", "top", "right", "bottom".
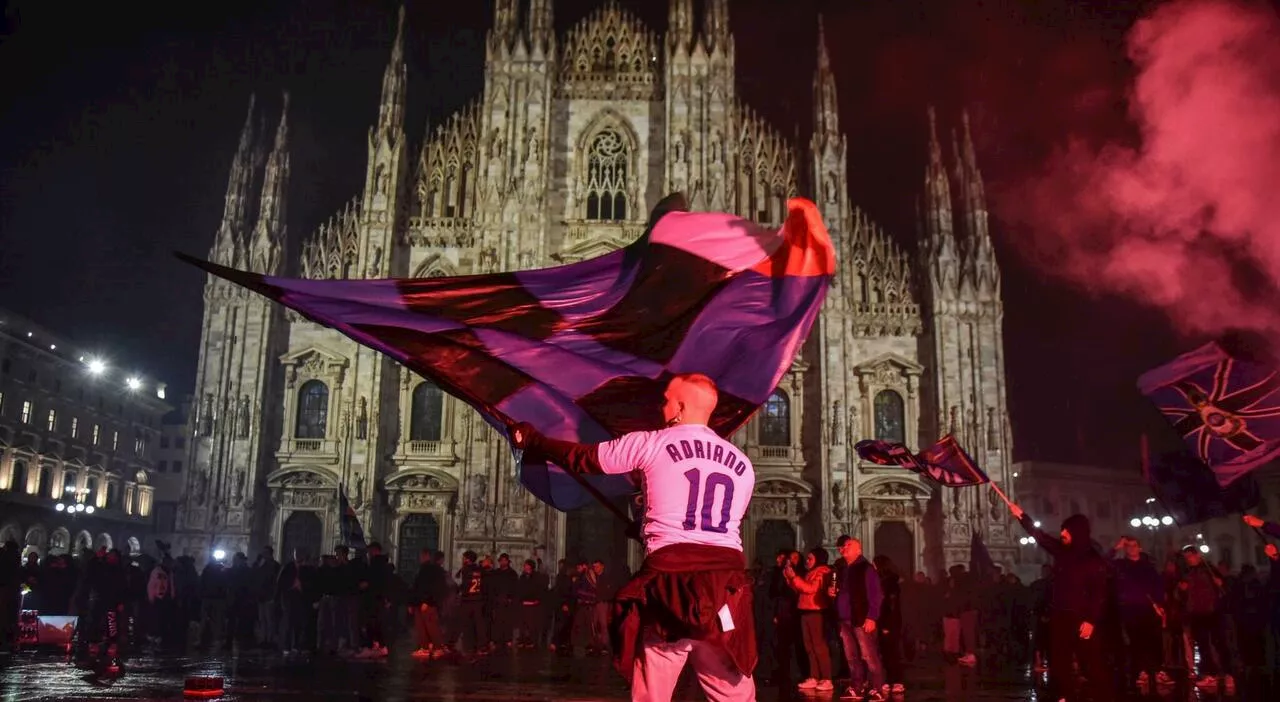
[{"left": 55, "top": 483, "right": 95, "bottom": 517}]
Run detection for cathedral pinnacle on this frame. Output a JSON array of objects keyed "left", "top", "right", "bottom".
[
  {"left": 375, "top": 5, "right": 407, "bottom": 141},
  {"left": 211, "top": 94, "right": 260, "bottom": 266},
  {"left": 921, "top": 106, "right": 956, "bottom": 270},
  {"left": 703, "top": 0, "right": 731, "bottom": 54},
  {"left": 249, "top": 92, "right": 290, "bottom": 274},
  {"left": 668, "top": 0, "right": 694, "bottom": 53},
  {"left": 813, "top": 15, "right": 839, "bottom": 139}
]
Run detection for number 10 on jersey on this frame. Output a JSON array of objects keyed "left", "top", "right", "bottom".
[{"left": 682, "top": 468, "right": 735, "bottom": 533}]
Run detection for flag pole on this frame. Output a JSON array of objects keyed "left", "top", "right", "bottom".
[{"left": 988, "top": 480, "right": 1014, "bottom": 510}]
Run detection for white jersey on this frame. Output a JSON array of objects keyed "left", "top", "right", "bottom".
[{"left": 597, "top": 423, "right": 754, "bottom": 554}]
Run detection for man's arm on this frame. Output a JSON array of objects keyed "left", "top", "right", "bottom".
[
  {"left": 1016, "top": 513, "right": 1064, "bottom": 559},
  {"left": 512, "top": 422, "right": 653, "bottom": 476}
]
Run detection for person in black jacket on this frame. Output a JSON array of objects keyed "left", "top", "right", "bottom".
[
  {"left": 1010, "top": 504, "right": 1113, "bottom": 702},
  {"left": 456, "top": 550, "right": 487, "bottom": 654},
  {"left": 1109, "top": 536, "right": 1165, "bottom": 691},
  {"left": 515, "top": 559, "right": 548, "bottom": 648},
  {"left": 409, "top": 548, "right": 446, "bottom": 657}
]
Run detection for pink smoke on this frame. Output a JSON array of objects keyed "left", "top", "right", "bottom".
[{"left": 996, "top": 0, "right": 1280, "bottom": 337}]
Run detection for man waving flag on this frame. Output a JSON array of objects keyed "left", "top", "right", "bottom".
[{"left": 180, "top": 193, "right": 835, "bottom": 513}]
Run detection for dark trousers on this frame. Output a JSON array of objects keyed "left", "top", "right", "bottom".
[
  {"left": 1120, "top": 609, "right": 1162, "bottom": 681},
  {"left": 1048, "top": 613, "right": 1113, "bottom": 702},
  {"left": 880, "top": 625, "right": 904, "bottom": 685},
  {"left": 519, "top": 602, "right": 544, "bottom": 645},
  {"left": 413, "top": 604, "right": 442, "bottom": 649},
  {"left": 1186, "top": 612, "right": 1227, "bottom": 676},
  {"left": 553, "top": 603, "right": 574, "bottom": 649},
  {"left": 799, "top": 611, "right": 832, "bottom": 681},
  {"left": 490, "top": 600, "right": 514, "bottom": 644},
  {"left": 457, "top": 599, "right": 487, "bottom": 651},
  {"left": 774, "top": 609, "right": 805, "bottom": 679}
]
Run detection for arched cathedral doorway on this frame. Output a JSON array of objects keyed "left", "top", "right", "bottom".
[{"left": 281, "top": 511, "right": 323, "bottom": 562}]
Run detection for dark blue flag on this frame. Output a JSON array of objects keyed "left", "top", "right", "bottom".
[
  {"left": 970, "top": 532, "right": 997, "bottom": 581},
  {"left": 1139, "top": 341, "right": 1280, "bottom": 486},
  {"left": 856, "top": 435, "right": 989, "bottom": 487},
  {"left": 338, "top": 484, "right": 367, "bottom": 551},
  {"left": 1143, "top": 448, "right": 1261, "bottom": 526}
]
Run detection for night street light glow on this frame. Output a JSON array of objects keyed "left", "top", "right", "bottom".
[
  {"left": 125, "top": 377, "right": 141, "bottom": 390},
  {"left": 86, "top": 358, "right": 106, "bottom": 375},
  {"left": 213, "top": 549, "right": 227, "bottom": 561},
  {"left": 55, "top": 503, "right": 65, "bottom": 512},
  {"left": 1161, "top": 516, "right": 1173, "bottom": 525},
  {"left": 1130, "top": 518, "right": 1142, "bottom": 528}
]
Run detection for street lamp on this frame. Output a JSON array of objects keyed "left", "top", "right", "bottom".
[
  {"left": 55, "top": 484, "right": 94, "bottom": 515},
  {"left": 1129, "top": 497, "right": 1174, "bottom": 532}
]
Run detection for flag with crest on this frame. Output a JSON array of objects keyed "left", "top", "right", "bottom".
[
  {"left": 855, "top": 434, "right": 989, "bottom": 487},
  {"left": 1138, "top": 341, "right": 1280, "bottom": 486}
]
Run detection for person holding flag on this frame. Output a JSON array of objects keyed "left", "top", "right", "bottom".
[
  {"left": 510, "top": 372, "right": 756, "bottom": 702},
  {"left": 1006, "top": 501, "right": 1113, "bottom": 702}
]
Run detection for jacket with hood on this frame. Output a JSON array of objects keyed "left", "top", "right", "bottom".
[
  {"left": 1111, "top": 552, "right": 1164, "bottom": 614},
  {"left": 787, "top": 564, "right": 831, "bottom": 611},
  {"left": 1018, "top": 513, "right": 1109, "bottom": 624}
]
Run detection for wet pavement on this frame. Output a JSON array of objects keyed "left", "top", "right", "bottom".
[{"left": 0, "top": 648, "right": 1268, "bottom": 701}]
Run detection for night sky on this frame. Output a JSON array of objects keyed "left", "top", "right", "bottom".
[{"left": 0, "top": 0, "right": 1230, "bottom": 468}]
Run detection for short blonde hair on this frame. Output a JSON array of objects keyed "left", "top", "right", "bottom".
[{"left": 672, "top": 373, "right": 719, "bottom": 407}]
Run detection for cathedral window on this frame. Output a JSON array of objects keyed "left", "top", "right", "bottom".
[
  {"left": 873, "top": 389, "right": 905, "bottom": 444},
  {"left": 410, "top": 381, "right": 444, "bottom": 442},
  {"left": 759, "top": 390, "right": 791, "bottom": 447},
  {"left": 585, "top": 129, "right": 629, "bottom": 221},
  {"left": 295, "top": 380, "right": 330, "bottom": 439}
]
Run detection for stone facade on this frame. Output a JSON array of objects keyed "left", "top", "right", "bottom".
[
  {"left": 176, "top": 1, "right": 1014, "bottom": 576},
  {"left": 0, "top": 307, "right": 163, "bottom": 559}
]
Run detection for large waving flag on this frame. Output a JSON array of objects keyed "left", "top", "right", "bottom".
[
  {"left": 855, "top": 435, "right": 989, "bottom": 487},
  {"left": 180, "top": 194, "right": 835, "bottom": 510},
  {"left": 1138, "top": 341, "right": 1280, "bottom": 486}
]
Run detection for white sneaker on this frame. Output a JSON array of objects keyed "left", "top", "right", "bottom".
[
  {"left": 411, "top": 648, "right": 430, "bottom": 658},
  {"left": 890, "top": 683, "right": 905, "bottom": 693},
  {"left": 958, "top": 653, "right": 977, "bottom": 666},
  {"left": 797, "top": 678, "right": 819, "bottom": 690},
  {"left": 816, "top": 680, "right": 834, "bottom": 692},
  {"left": 840, "top": 688, "right": 865, "bottom": 700}
]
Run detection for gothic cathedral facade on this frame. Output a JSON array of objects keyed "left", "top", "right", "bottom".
[{"left": 175, "top": 1, "right": 1016, "bottom": 577}]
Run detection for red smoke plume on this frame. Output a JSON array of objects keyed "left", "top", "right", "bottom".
[{"left": 996, "top": 0, "right": 1280, "bottom": 337}]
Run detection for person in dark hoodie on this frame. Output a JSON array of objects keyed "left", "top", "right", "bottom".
[
  {"left": 409, "top": 547, "right": 447, "bottom": 657},
  {"left": 1110, "top": 536, "right": 1164, "bottom": 691},
  {"left": 1010, "top": 504, "right": 1113, "bottom": 702}
]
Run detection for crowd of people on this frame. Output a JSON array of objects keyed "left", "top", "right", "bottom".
[
  {"left": 747, "top": 514, "right": 1280, "bottom": 701},
  {"left": 0, "top": 538, "right": 629, "bottom": 666}
]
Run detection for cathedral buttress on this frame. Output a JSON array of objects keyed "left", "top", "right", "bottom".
[
  {"left": 917, "top": 108, "right": 1014, "bottom": 569},
  {"left": 179, "top": 94, "right": 290, "bottom": 560}
]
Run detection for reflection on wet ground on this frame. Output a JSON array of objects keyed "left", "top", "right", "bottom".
[{"left": 0, "top": 649, "right": 1269, "bottom": 701}]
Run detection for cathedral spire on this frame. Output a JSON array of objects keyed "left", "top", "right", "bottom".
[
  {"left": 813, "top": 15, "right": 839, "bottom": 141},
  {"left": 374, "top": 5, "right": 407, "bottom": 143},
  {"left": 922, "top": 106, "right": 954, "bottom": 245},
  {"left": 249, "top": 92, "right": 289, "bottom": 275},
  {"left": 953, "top": 109, "right": 997, "bottom": 295},
  {"left": 703, "top": 0, "right": 731, "bottom": 55},
  {"left": 493, "top": 0, "right": 518, "bottom": 47},
  {"left": 528, "top": 0, "right": 554, "bottom": 53},
  {"left": 668, "top": 0, "right": 694, "bottom": 54},
  {"left": 211, "top": 94, "right": 257, "bottom": 266}
]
